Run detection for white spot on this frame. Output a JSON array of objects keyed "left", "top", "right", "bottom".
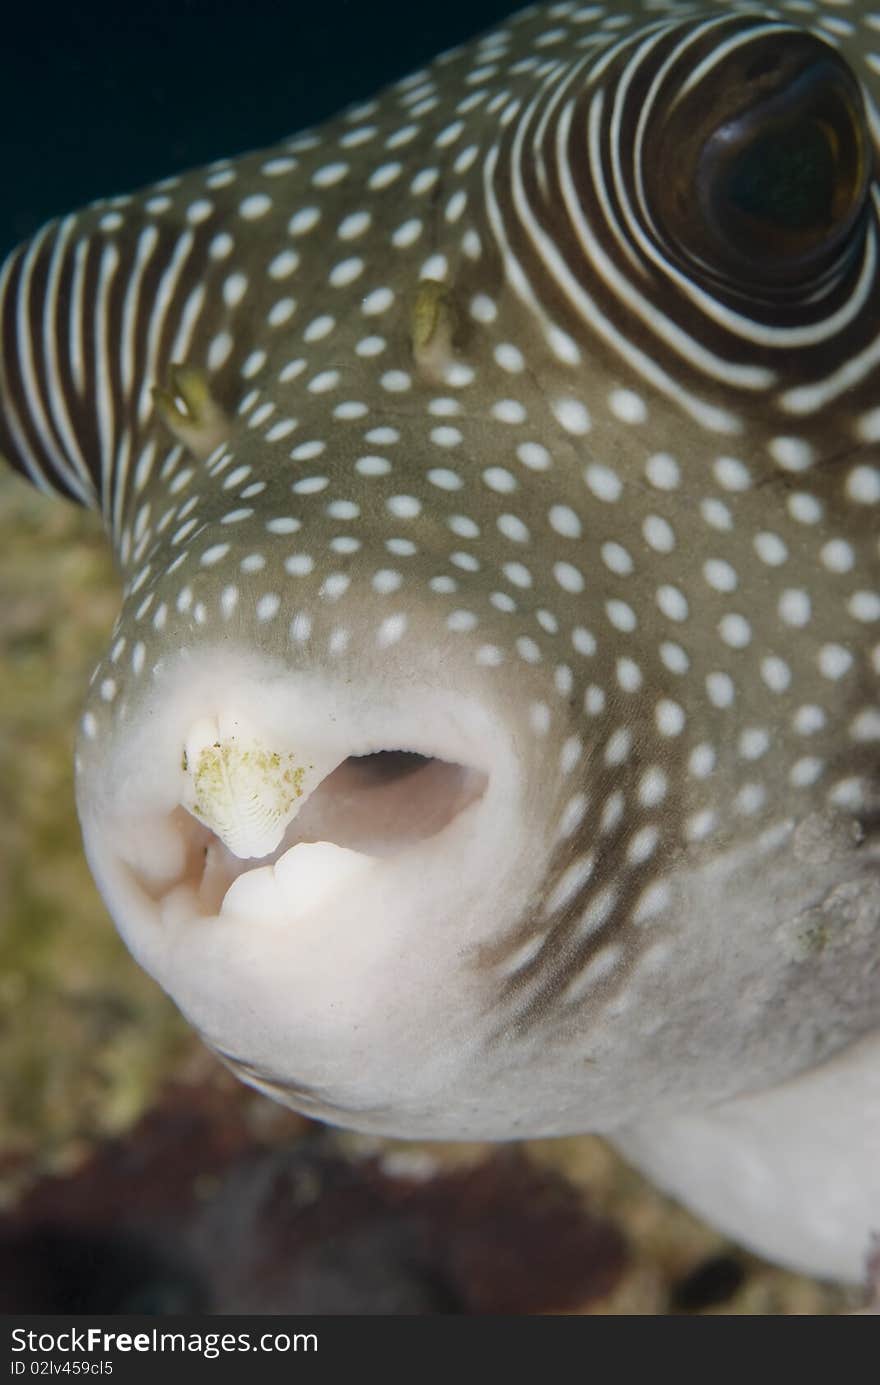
[
  {"left": 714, "top": 456, "right": 751, "bottom": 491},
  {"left": 606, "top": 599, "right": 636, "bottom": 632},
  {"left": 754, "top": 531, "right": 788, "bottom": 566},
  {"left": 788, "top": 492, "right": 823, "bottom": 524},
  {"left": 628, "top": 824, "right": 659, "bottom": 865},
  {"left": 718, "top": 613, "right": 751, "bottom": 647},
  {"left": 544, "top": 855, "right": 595, "bottom": 916},
  {"left": 284, "top": 554, "right": 315, "bottom": 576},
  {"left": 372, "top": 569, "right": 402, "bottom": 595},
  {"left": 660, "top": 641, "right": 689, "bottom": 674},
  {"left": 554, "top": 561, "right": 585, "bottom": 593},
  {"left": 289, "top": 206, "right": 321, "bottom": 236},
  {"left": 470, "top": 293, "right": 497, "bottom": 322},
  {"left": 645, "top": 453, "right": 680, "bottom": 490},
  {"left": 308, "top": 370, "right": 340, "bottom": 394},
  {"left": 739, "top": 727, "right": 770, "bottom": 759},
  {"left": 820, "top": 538, "right": 855, "bottom": 573},
  {"left": 638, "top": 767, "right": 668, "bottom": 807},
  {"left": 517, "top": 442, "right": 551, "bottom": 471},
  {"left": 517, "top": 636, "right": 542, "bottom": 664},
  {"left": 387, "top": 495, "right": 421, "bottom": 518},
  {"left": 793, "top": 704, "right": 826, "bottom": 735},
  {"left": 735, "top": 784, "right": 766, "bottom": 815},
  {"left": 392, "top": 218, "right": 423, "bottom": 248},
  {"left": 430, "top": 426, "right": 463, "bottom": 448},
  {"left": 850, "top": 708, "right": 880, "bottom": 741},
  {"left": 769, "top": 436, "right": 814, "bottom": 471},
  {"left": 377, "top": 614, "right": 407, "bottom": 646},
  {"left": 601, "top": 542, "right": 633, "bottom": 576},
  {"left": 329, "top": 257, "right": 364, "bottom": 287},
  {"left": 689, "top": 744, "right": 716, "bottom": 778},
  {"left": 846, "top": 466, "right": 880, "bottom": 504},
  {"left": 572, "top": 626, "right": 596, "bottom": 656},
  {"left": 495, "top": 343, "right": 525, "bottom": 372},
  {"left": 779, "top": 589, "right": 811, "bottom": 627},
  {"left": 609, "top": 388, "right": 646, "bottom": 424},
  {"left": 256, "top": 593, "right": 281, "bottom": 621},
  {"left": 362, "top": 287, "right": 394, "bottom": 315},
  {"left": 483, "top": 467, "right": 517, "bottom": 493},
  {"left": 687, "top": 809, "right": 717, "bottom": 841},
  {"left": 498, "top": 517, "right": 526, "bottom": 542},
  {"left": 338, "top": 211, "right": 372, "bottom": 240},
  {"left": 356, "top": 455, "right": 392, "bottom": 476},
  {"left": 605, "top": 727, "right": 632, "bottom": 764},
  {"left": 492, "top": 399, "right": 527, "bottom": 425},
  {"left": 706, "top": 671, "right": 735, "bottom": 708},
  {"left": 584, "top": 464, "right": 621, "bottom": 502},
  {"left": 553, "top": 398, "right": 591, "bottom": 434},
  {"left": 761, "top": 655, "right": 792, "bottom": 692},
  {"left": 657, "top": 585, "right": 688, "bottom": 621},
  {"left": 502, "top": 562, "right": 532, "bottom": 588},
  {"left": 849, "top": 591, "right": 880, "bottom": 622},
  {"left": 818, "top": 643, "right": 853, "bottom": 679},
  {"left": 201, "top": 543, "right": 231, "bottom": 567},
  {"left": 326, "top": 500, "right": 359, "bottom": 520},
  {"left": 633, "top": 881, "right": 671, "bottom": 923},
  {"left": 428, "top": 467, "right": 463, "bottom": 490},
  {"left": 313, "top": 161, "right": 349, "bottom": 188},
  {"left": 642, "top": 515, "right": 674, "bottom": 552},
  {"left": 381, "top": 370, "right": 411, "bottom": 393},
  {"left": 239, "top": 193, "right": 272, "bottom": 220},
  {"left": 656, "top": 699, "right": 685, "bottom": 736},
  {"left": 448, "top": 609, "right": 478, "bottom": 632},
  {"left": 701, "top": 498, "right": 732, "bottom": 531},
  {"left": 549, "top": 505, "right": 582, "bottom": 538},
  {"left": 223, "top": 273, "right": 248, "bottom": 307},
  {"left": 790, "top": 757, "right": 824, "bottom": 786},
  {"left": 703, "top": 558, "right": 738, "bottom": 592},
  {"left": 369, "top": 162, "right": 403, "bottom": 189}
]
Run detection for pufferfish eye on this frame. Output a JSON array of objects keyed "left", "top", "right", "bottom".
[{"left": 645, "top": 27, "right": 873, "bottom": 291}]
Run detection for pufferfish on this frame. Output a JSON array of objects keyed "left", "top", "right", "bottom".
[{"left": 1, "top": 0, "right": 878, "bottom": 1285}]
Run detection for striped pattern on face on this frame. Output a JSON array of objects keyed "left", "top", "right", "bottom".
[{"left": 0, "top": 0, "right": 877, "bottom": 1139}]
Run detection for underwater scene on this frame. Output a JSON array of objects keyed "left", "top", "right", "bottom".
[{"left": 1, "top": 0, "right": 876, "bottom": 1314}]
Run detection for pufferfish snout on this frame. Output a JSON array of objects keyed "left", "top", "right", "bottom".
[{"left": 2, "top": 2, "right": 879, "bottom": 1283}]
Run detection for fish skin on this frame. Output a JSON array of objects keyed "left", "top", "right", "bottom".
[{"left": 0, "top": 1, "right": 878, "bottom": 1280}]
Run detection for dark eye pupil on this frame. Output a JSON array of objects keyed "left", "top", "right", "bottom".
[
  {"left": 643, "top": 26, "right": 872, "bottom": 295},
  {"left": 726, "top": 122, "right": 836, "bottom": 232}
]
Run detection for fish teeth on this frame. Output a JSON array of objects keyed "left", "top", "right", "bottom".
[
  {"left": 180, "top": 714, "right": 337, "bottom": 860},
  {"left": 221, "top": 841, "right": 369, "bottom": 923}
]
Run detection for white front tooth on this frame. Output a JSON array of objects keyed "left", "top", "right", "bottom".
[
  {"left": 180, "top": 714, "right": 336, "bottom": 860},
  {"left": 274, "top": 841, "right": 370, "bottom": 920},
  {"left": 220, "top": 863, "right": 292, "bottom": 921}
]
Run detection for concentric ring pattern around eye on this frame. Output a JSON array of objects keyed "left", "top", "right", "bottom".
[{"left": 485, "top": 9, "right": 878, "bottom": 432}]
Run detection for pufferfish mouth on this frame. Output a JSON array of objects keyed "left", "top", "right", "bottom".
[
  {"left": 77, "top": 677, "right": 498, "bottom": 937},
  {"left": 147, "top": 744, "right": 489, "bottom": 927},
  {"left": 72, "top": 649, "right": 536, "bottom": 1083}
]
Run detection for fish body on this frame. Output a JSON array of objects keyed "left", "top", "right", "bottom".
[{"left": 1, "top": 0, "right": 878, "bottom": 1281}]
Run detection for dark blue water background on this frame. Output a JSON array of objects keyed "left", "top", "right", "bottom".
[{"left": 1, "top": 1, "right": 520, "bottom": 260}]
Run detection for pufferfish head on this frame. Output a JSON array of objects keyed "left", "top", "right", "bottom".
[{"left": 1, "top": 2, "right": 878, "bottom": 1141}]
